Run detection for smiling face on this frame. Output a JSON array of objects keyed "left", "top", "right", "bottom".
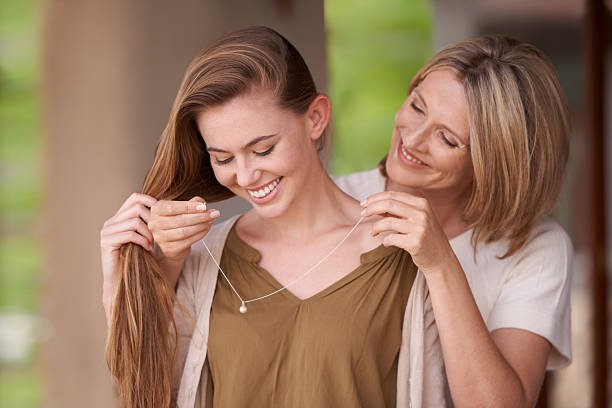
[
  {"left": 385, "top": 69, "right": 474, "bottom": 200},
  {"left": 196, "top": 88, "right": 325, "bottom": 218}
]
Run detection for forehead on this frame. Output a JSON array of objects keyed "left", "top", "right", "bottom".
[
  {"left": 195, "top": 89, "right": 295, "bottom": 148},
  {"left": 416, "top": 69, "right": 470, "bottom": 138}
]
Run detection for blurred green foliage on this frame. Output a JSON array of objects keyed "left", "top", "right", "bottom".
[
  {"left": 0, "top": 0, "right": 42, "bottom": 405},
  {"left": 0, "top": 367, "right": 40, "bottom": 408},
  {"left": 326, "top": 0, "right": 433, "bottom": 175}
]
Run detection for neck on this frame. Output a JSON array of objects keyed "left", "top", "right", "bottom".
[
  {"left": 385, "top": 178, "right": 471, "bottom": 239},
  {"left": 248, "top": 164, "right": 360, "bottom": 241}
]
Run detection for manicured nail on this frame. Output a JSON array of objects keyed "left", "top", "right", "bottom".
[
  {"left": 196, "top": 203, "right": 207, "bottom": 211},
  {"left": 359, "top": 200, "right": 367, "bottom": 207},
  {"left": 209, "top": 210, "right": 221, "bottom": 218}
]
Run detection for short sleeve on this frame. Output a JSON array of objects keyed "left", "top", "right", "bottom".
[{"left": 487, "top": 223, "right": 573, "bottom": 369}]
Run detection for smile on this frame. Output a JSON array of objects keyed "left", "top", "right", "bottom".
[
  {"left": 247, "top": 177, "right": 281, "bottom": 199},
  {"left": 400, "top": 144, "right": 426, "bottom": 165}
]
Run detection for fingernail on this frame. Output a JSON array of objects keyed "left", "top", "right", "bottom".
[
  {"left": 209, "top": 210, "right": 221, "bottom": 218},
  {"left": 196, "top": 203, "right": 207, "bottom": 211},
  {"left": 359, "top": 200, "right": 367, "bottom": 207}
]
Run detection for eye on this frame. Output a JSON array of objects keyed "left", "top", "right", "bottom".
[
  {"left": 410, "top": 101, "right": 424, "bottom": 114},
  {"left": 439, "top": 131, "right": 459, "bottom": 148},
  {"left": 214, "top": 156, "right": 234, "bottom": 165},
  {"left": 254, "top": 145, "right": 275, "bottom": 157}
]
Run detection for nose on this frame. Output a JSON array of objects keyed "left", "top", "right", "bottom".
[
  {"left": 400, "top": 124, "right": 430, "bottom": 151},
  {"left": 235, "top": 156, "right": 261, "bottom": 187},
  {"left": 395, "top": 101, "right": 429, "bottom": 151}
]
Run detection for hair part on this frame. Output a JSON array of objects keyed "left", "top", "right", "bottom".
[
  {"left": 106, "top": 26, "right": 322, "bottom": 407},
  {"left": 393, "top": 35, "right": 570, "bottom": 257}
]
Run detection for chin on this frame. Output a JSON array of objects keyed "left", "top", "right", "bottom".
[{"left": 385, "top": 158, "right": 425, "bottom": 189}]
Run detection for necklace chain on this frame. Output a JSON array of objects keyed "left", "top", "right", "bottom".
[{"left": 201, "top": 216, "right": 365, "bottom": 314}]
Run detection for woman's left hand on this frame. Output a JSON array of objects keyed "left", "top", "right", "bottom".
[{"left": 360, "top": 191, "right": 456, "bottom": 275}]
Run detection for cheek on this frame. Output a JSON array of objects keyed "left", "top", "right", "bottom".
[
  {"left": 446, "top": 157, "right": 474, "bottom": 184},
  {"left": 211, "top": 164, "right": 233, "bottom": 187},
  {"left": 387, "top": 129, "right": 401, "bottom": 156}
]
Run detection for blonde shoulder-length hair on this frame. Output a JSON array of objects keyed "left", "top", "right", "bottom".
[{"left": 395, "top": 35, "right": 570, "bottom": 257}]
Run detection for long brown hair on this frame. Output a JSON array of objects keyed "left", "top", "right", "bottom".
[
  {"left": 105, "top": 26, "right": 321, "bottom": 407},
  {"left": 382, "top": 35, "right": 570, "bottom": 257}
]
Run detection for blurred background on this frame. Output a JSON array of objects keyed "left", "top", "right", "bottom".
[{"left": 0, "top": 0, "right": 608, "bottom": 406}]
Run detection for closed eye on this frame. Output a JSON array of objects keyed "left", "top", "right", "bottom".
[
  {"left": 410, "top": 102, "right": 424, "bottom": 114},
  {"left": 214, "top": 156, "right": 233, "bottom": 165},
  {"left": 439, "top": 131, "right": 459, "bottom": 148},
  {"left": 254, "top": 145, "right": 275, "bottom": 157}
]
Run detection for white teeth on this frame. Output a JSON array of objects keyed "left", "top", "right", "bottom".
[
  {"left": 248, "top": 178, "right": 280, "bottom": 199},
  {"left": 401, "top": 145, "right": 424, "bottom": 165}
]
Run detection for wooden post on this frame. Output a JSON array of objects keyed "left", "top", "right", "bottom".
[{"left": 585, "top": 0, "right": 608, "bottom": 405}]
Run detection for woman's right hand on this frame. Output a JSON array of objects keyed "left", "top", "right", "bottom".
[
  {"left": 100, "top": 192, "right": 157, "bottom": 321},
  {"left": 148, "top": 196, "right": 220, "bottom": 289}
]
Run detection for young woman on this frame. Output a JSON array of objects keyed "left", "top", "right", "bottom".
[
  {"left": 337, "top": 35, "right": 572, "bottom": 407},
  {"left": 100, "top": 27, "right": 446, "bottom": 408}
]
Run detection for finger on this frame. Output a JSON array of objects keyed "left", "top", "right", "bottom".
[
  {"left": 361, "top": 190, "right": 427, "bottom": 208},
  {"left": 371, "top": 216, "right": 413, "bottom": 236},
  {"left": 361, "top": 198, "right": 417, "bottom": 219},
  {"left": 153, "top": 199, "right": 209, "bottom": 216},
  {"left": 148, "top": 210, "right": 220, "bottom": 234},
  {"left": 189, "top": 196, "right": 206, "bottom": 203},
  {"left": 110, "top": 202, "right": 152, "bottom": 225},
  {"left": 102, "top": 217, "right": 154, "bottom": 245},
  {"left": 117, "top": 192, "right": 157, "bottom": 214},
  {"left": 102, "top": 230, "right": 153, "bottom": 251},
  {"left": 381, "top": 233, "right": 417, "bottom": 252},
  {"left": 150, "top": 209, "right": 220, "bottom": 231},
  {"left": 154, "top": 220, "right": 214, "bottom": 243},
  {"left": 157, "top": 224, "right": 214, "bottom": 257}
]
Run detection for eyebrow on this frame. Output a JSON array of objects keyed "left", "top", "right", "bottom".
[
  {"left": 413, "top": 89, "right": 469, "bottom": 145},
  {"left": 206, "top": 134, "right": 278, "bottom": 153}
]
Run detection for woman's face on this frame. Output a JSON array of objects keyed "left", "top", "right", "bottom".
[
  {"left": 196, "top": 89, "right": 323, "bottom": 219},
  {"left": 386, "top": 69, "right": 473, "bottom": 199}
]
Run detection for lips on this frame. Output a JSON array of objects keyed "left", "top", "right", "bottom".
[
  {"left": 398, "top": 140, "right": 428, "bottom": 167},
  {"left": 247, "top": 177, "right": 282, "bottom": 200}
]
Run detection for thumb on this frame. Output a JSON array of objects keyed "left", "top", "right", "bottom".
[{"left": 189, "top": 196, "right": 207, "bottom": 211}]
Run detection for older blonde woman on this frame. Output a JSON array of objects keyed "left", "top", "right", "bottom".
[{"left": 338, "top": 35, "right": 572, "bottom": 407}]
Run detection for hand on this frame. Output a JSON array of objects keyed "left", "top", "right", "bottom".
[
  {"left": 101, "top": 192, "right": 156, "bottom": 285},
  {"left": 148, "top": 196, "right": 220, "bottom": 278},
  {"left": 100, "top": 192, "right": 157, "bottom": 317},
  {"left": 360, "top": 191, "right": 456, "bottom": 275}
]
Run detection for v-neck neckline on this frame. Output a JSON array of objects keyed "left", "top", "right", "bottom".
[{"left": 224, "top": 225, "right": 397, "bottom": 302}]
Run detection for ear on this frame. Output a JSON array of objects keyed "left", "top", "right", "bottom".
[{"left": 306, "top": 94, "right": 331, "bottom": 142}]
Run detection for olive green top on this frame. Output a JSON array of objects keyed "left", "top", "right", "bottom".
[{"left": 206, "top": 226, "right": 417, "bottom": 407}]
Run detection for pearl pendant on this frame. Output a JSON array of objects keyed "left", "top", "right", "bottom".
[{"left": 239, "top": 303, "right": 247, "bottom": 314}]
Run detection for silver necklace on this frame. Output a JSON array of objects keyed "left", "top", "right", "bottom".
[{"left": 201, "top": 216, "right": 365, "bottom": 314}]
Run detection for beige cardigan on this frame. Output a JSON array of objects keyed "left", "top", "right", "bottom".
[{"left": 173, "top": 216, "right": 448, "bottom": 407}]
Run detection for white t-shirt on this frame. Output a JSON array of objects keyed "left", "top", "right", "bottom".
[{"left": 334, "top": 168, "right": 572, "bottom": 369}]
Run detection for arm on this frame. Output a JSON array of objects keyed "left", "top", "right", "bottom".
[
  {"left": 424, "top": 255, "right": 550, "bottom": 407},
  {"left": 362, "top": 192, "right": 565, "bottom": 407}
]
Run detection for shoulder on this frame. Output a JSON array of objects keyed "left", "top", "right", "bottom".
[
  {"left": 333, "top": 168, "right": 385, "bottom": 202},
  {"left": 496, "top": 217, "right": 573, "bottom": 282},
  {"left": 518, "top": 216, "right": 573, "bottom": 258},
  {"left": 454, "top": 216, "right": 572, "bottom": 269}
]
